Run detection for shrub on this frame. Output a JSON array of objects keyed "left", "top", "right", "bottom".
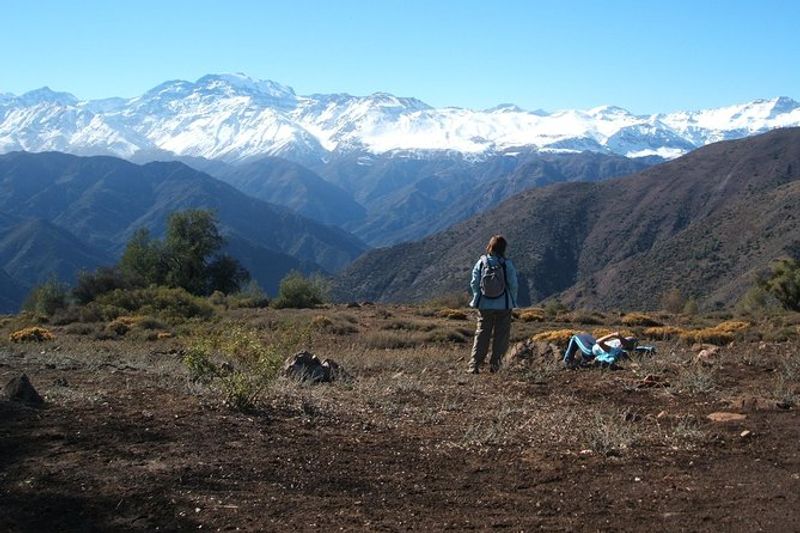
[
  {"left": 23, "top": 278, "right": 69, "bottom": 317},
  {"left": 9, "top": 326, "right": 54, "bottom": 343},
  {"left": 543, "top": 300, "right": 569, "bottom": 319},
  {"left": 517, "top": 308, "right": 545, "bottom": 322},
  {"left": 682, "top": 299, "right": 699, "bottom": 316},
  {"left": 436, "top": 308, "right": 469, "bottom": 320},
  {"left": 642, "top": 326, "right": 686, "bottom": 340},
  {"left": 736, "top": 285, "right": 780, "bottom": 316},
  {"left": 531, "top": 329, "right": 574, "bottom": 345},
  {"left": 272, "top": 271, "right": 327, "bottom": 309},
  {"left": 184, "top": 322, "right": 300, "bottom": 409},
  {"left": 715, "top": 320, "right": 750, "bottom": 333},
  {"left": 228, "top": 280, "right": 270, "bottom": 309},
  {"left": 661, "top": 288, "right": 686, "bottom": 314},
  {"left": 96, "top": 286, "right": 214, "bottom": 323},
  {"left": 425, "top": 291, "right": 468, "bottom": 309},
  {"left": 592, "top": 328, "right": 636, "bottom": 339},
  {"left": 73, "top": 266, "right": 132, "bottom": 305},
  {"left": 311, "top": 315, "right": 334, "bottom": 330},
  {"left": 679, "top": 327, "right": 735, "bottom": 346},
  {"left": 621, "top": 313, "right": 663, "bottom": 327},
  {"left": 760, "top": 258, "right": 800, "bottom": 311}
]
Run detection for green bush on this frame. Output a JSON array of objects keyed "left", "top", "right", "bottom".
[
  {"left": 23, "top": 278, "right": 70, "bottom": 317},
  {"left": 760, "top": 258, "right": 800, "bottom": 311},
  {"left": 73, "top": 266, "right": 132, "bottom": 305},
  {"left": 96, "top": 286, "right": 214, "bottom": 323},
  {"left": 272, "top": 271, "right": 328, "bottom": 309},
  {"left": 228, "top": 280, "right": 270, "bottom": 309},
  {"left": 184, "top": 322, "right": 301, "bottom": 410}
]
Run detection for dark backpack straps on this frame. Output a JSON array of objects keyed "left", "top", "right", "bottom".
[{"left": 503, "top": 259, "right": 510, "bottom": 309}]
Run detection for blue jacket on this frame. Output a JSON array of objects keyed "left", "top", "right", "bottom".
[{"left": 469, "top": 254, "right": 519, "bottom": 309}]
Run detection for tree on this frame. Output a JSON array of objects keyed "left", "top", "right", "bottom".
[
  {"left": 207, "top": 254, "right": 250, "bottom": 295},
  {"left": 115, "top": 209, "right": 248, "bottom": 296},
  {"left": 661, "top": 288, "right": 686, "bottom": 314},
  {"left": 119, "top": 228, "right": 165, "bottom": 286},
  {"left": 163, "top": 210, "right": 225, "bottom": 295},
  {"left": 760, "top": 258, "right": 800, "bottom": 311}
]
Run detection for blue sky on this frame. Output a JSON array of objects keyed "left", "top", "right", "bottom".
[{"left": 2, "top": 0, "right": 798, "bottom": 113}]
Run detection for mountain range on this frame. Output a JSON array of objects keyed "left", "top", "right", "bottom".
[
  {"left": 2, "top": 73, "right": 798, "bottom": 164},
  {"left": 333, "top": 128, "right": 800, "bottom": 310},
  {"left": 0, "top": 152, "right": 366, "bottom": 312}
]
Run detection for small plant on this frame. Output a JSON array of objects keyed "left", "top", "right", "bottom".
[
  {"left": 621, "top": 312, "right": 663, "bottom": 327},
  {"left": 642, "top": 326, "right": 686, "bottom": 340},
  {"left": 9, "top": 326, "right": 54, "bottom": 343},
  {"left": 661, "top": 288, "right": 686, "bottom": 314},
  {"left": 311, "top": 315, "right": 334, "bottom": 330},
  {"left": 584, "top": 411, "right": 639, "bottom": 456},
  {"left": 184, "top": 322, "right": 303, "bottom": 410},
  {"left": 760, "top": 258, "right": 800, "bottom": 311},
  {"left": 517, "top": 308, "right": 545, "bottom": 322},
  {"left": 436, "top": 308, "right": 468, "bottom": 320},
  {"left": 23, "top": 278, "right": 70, "bottom": 317},
  {"left": 675, "top": 364, "right": 716, "bottom": 394},
  {"left": 680, "top": 328, "right": 734, "bottom": 346}
]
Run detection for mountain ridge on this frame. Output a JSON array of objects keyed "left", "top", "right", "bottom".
[
  {"left": 1, "top": 73, "right": 798, "bottom": 164},
  {"left": 332, "top": 128, "right": 800, "bottom": 310}
]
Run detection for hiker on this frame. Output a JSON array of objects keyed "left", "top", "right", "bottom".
[
  {"left": 562, "top": 331, "right": 638, "bottom": 368},
  {"left": 467, "top": 235, "right": 519, "bottom": 374}
]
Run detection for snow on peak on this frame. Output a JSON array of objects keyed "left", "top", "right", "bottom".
[
  {"left": 0, "top": 74, "right": 798, "bottom": 163},
  {"left": 195, "top": 73, "right": 296, "bottom": 99},
  {"left": 16, "top": 87, "right": 79, "bottom": 107}
]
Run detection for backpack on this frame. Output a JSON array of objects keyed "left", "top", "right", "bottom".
[{"left": 479, "top": 255, "right": 506, "bottom": 298}]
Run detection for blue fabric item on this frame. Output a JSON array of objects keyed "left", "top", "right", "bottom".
[
  {"left": 469, "top": 254, "right": 519, "bottom": 309},
  {"left": 592, "top": 339, "right": 624, "bottom": 364},
  {"left": 563, "top": 333, "right": 596, "bottom": 366}
]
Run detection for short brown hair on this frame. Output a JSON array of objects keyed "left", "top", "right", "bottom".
[{"left": 486, "top": 235, "right": 507, "bottom": 257}]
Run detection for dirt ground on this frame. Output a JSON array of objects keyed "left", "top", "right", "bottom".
[{"left": 1, "top": 306, "right": 799, "bottom": 532}]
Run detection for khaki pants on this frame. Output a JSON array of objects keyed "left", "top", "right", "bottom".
[{"left": 469, "top": 309, "right": 512, "bottom": 371}]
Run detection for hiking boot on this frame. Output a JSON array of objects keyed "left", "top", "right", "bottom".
[{"left": 489, "top": 364, "right": 500, "bottom": 373}]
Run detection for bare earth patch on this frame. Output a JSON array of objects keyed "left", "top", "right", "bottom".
[{"left": 1, "top": 306, "right": 799, "bottom": 531}]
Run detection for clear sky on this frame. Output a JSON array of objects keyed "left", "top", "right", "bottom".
[{"left": 2, "top": 0, "right": 798, "bottom": 114}]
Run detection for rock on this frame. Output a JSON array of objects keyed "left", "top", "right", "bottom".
[
  {"left": 706, "top": 412, "right": 747, "bottom": 423},
  {"left": 507, "top": 340, "right": 558, "bottom": 363},
  {"left": 284, "top": 350, "right": 347, "bottom": 383},
  {"left": 740, "top": 430, "right": 752, "bottom": 438},
  {"left": 656, "top": 410, "right": 668, "bottom": 419},
  {"left": 3, "top": 374, "right": 44, "bottom": 407},
  {"left": 695, "top": 346, "right": 719, "bottom": 364}
]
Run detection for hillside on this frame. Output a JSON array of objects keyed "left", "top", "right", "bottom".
[
  {"left": 0, "top": 152, "right": 368, "bottom": 310},
  {"left": 333, "top": 128, "right": 800, "bottom": 309},
  {"left": 214, "top": 156, "right": 366, "bottom": 226}
]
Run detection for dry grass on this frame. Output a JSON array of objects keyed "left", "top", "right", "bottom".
[
  {"left": 436, "top": 308, "right": 469, "bottom": 320},
  {"left": 621, "top": 312, "right": 663, "bottom": 327},
  {"left": 532, "top": 329, "right": 574, "bottom": 345},
  {"left": 9, "top": 326, "right": 54, "bottom": 342},
  {"left": 517, "top": 308, "right": 545, "bottom": 322},
  {"left": 642, "top": 326, "right": 687, "bottom": 340}
]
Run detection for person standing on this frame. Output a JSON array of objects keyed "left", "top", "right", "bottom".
[{"left": 467, "top": 235, "right": 519, "bottom": 374}]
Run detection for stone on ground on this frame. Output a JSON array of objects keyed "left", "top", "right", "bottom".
[{"left": 3, "top": 374, "right": 44, "bottom": 407}]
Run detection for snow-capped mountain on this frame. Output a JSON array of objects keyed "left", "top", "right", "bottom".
[{"left": 1, "top": 73, "right": 798, "bottom": 163}]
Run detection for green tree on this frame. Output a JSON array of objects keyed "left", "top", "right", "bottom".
[
  {"left": 760, "top": 258, "right": 800, "bottom": 311},
  {"left": 115, "top": 209, "right": 248, "bottom": 296},
  {"left": 163, "top": 209, "right": 225, "bottom": 294},
  {"left": 119, "top": 228, "right": 165, "bottom": 286}
]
